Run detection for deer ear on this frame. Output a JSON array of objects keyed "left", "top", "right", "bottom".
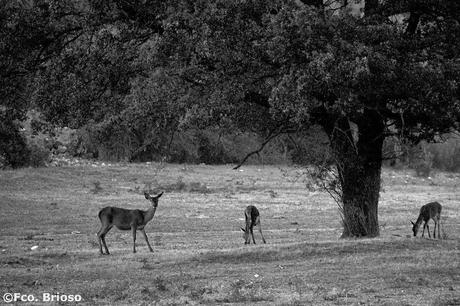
[
  {"left": 241, "top": 228, "right": 246, "bottom": 232},
  {"left": 144, "top": 192, "right": 150, "bottom": 199},
  {"left": 156, "top": 191, "right": 163, "bottom": 198},
  {"left": 410, "top": 221, "right": 415, "bottom": 226}
]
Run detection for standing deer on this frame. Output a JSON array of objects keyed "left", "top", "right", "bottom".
[
  {"left": 241, "top": 205, "right": 266, "bottom": 244},
  {"left": 97, "top": 192, "right": 163, "bottom": 254},
  {"left": 411, "top": 201, "right": 442, "bottom": 239}
]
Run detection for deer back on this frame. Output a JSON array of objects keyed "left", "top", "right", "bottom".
[
  {"left": 245, "top": 205, "right": 260, "bottom": 227},
  {"left": 99, "top": 207, "right": 146, "bottom": 230},
  {"left": 420, "top": 202, "right": 442, "bottom": 222}
]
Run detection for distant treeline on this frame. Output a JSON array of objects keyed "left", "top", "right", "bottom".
[
  {"left": 10, "top": 112, "right": 460, "bottom": 174},
  {"left": 24, "top": 111, "right": 332, "bottom": 166}
]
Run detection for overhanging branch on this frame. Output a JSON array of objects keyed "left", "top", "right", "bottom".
[{"left": 233, "top": 124, "right": 290, "bottom": 170}]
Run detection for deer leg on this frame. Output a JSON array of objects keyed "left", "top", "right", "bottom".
[
  {"left": 141, "top": 229, "right": 154, "bottom": 252},
  {"left": 438, "top": 217, "right": 442, "bottom": 239},
  {"left": 433, "top": 220, "right": 437, "bottom": 238},
  {"left": 250, "top": 226, "right": 256, "bottom": 244},
  {"left": 435, "top": 217, "right": 442, "bottom": 239},
  {"left": 244, "top": 223, "right": 250, "bottom": 244},
  {"left": 101, "top": 234, "right": 110, "bottom": 255},
  {"left": 132, "top": 226, "right": 137, "bottom": 253},
  {"left": 426, "top": 223, "right": 431, "bottom": 238},
  {"left": 258, "top": 223, "right": 266, "bottom": 244},
  {"left": 97, "top": 225, "right": 112, "bottom": 255},
  {"left": 97, "top": 231, "right": 104, "bottom": 255}
]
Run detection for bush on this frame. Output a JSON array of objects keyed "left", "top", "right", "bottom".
[
  {"left": 195, "top": 130, "right": 239, "bottom": 164},
  {"left": 0, "top": 117, "right": 30, "bottom": 168},
  {"left": 68, "top": 120, "right": 132, "bottom": 161},
  {"left": 414, "top": 161, "right": 432, "bottom": 177},
  {"left": 289, "top": 127, "right": 331, "bottom": 166},
  {"left": 427, "top": 135, "right": 460, "bottom": 172},
  {"left": 409, "top": 143, "right": 433, "bottom": 177},
  {"left": 27, "top": 139, "right": 50, "bottom": 167},
  {"left": 167, "top": 131, "right": 198, "bottom": 163},
  {"left": 67, "top": 123, "right": 101, "bottom": 159}
]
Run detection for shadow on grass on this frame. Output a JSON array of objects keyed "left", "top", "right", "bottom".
[{"left": 187, "top": 238, "right": 455, "bottom": 266}]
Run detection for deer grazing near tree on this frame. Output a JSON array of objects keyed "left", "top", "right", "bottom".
[
  {"left": 241, "top": 205, "right": 266, "bottom": 244},
  {"left": 411, "top": 201, "right": 442, "bottom": 239},
  {"left": 97, "top": 192, "right": 163, "bottom": 254}
]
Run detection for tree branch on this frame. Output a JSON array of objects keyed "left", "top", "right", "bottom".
[{"left": 233, "top": 125, "right": 285, "bottom": 169}]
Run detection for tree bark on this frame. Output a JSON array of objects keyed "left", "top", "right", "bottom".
[
  {"left": 324, "top": 110, "right": 384, "bottom": 237},
  {"left": 339, "top": 148, "right": 382, "bottom": 237}
]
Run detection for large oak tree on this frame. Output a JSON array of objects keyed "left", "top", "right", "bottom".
[{"left": 156, "top": 0, "right": 460, "bottom": 237}]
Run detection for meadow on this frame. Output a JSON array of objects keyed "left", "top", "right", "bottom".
[{"left": 0, "top": 161, "right": 459, "bottom": 305}]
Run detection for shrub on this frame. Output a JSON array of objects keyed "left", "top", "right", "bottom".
[
  {"left": 167, "top": 131, "right": 198, "bottom": 163},
  {"left": 195, "top": 130, "right": 239, "bottom": 164},
  {"left": 414, "top": 161, "right": 432, "bottom": 177},
  {"left": 67, "top": 124, "right": 99, "bottom": 159},
  {"left": 411, "top": 145, "right": 433, "bottom": 178},
  {"left": 427, "top": 135, "right": 460, "bottom": 172},
  {"left": 26, "top": 138, "right": 50, "bottom": 167},
  {"left": 0, "top": 117, "right": 30, "bottom": 168},
  {"left": 289, "top": 127, "right": 331, "bottom": 166}
]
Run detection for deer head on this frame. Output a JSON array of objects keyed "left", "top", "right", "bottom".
[{"left": 144, "top": 192, "right": 163, "bottom": 207}]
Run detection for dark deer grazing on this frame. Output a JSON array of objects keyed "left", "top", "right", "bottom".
[
  {"left": 97, "top": 192, "right": 163, "bottom": 254},
  {"left": 411, "top": 201, "right": 442, "bottom": 239},
  {"left": 241, "top": 205, "right": 266, "bottom": 244}
]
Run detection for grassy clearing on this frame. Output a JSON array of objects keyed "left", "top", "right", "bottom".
[{"left": 0, "top": 163, "right": 459, "bottom": 305}]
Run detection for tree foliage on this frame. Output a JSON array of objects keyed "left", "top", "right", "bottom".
[
  {"left": 2, "top": 0, "right": 459, "bottom": 236},
  {"left": 0, "top": 0, "right": 85, "bottom": 166},
  {"left": 155, "top": 0, "right": 460, "bottom": 236}
]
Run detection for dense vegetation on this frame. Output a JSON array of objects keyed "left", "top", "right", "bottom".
[{"left": 1, "top": 0, "right": 459, "bottom": 237}]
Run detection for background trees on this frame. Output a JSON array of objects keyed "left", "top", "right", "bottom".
[
  {"left": 2, "top": 0, "right": 459, "bottom": 237},
  {"left": 0, "top": 0, "right": 84, "bottom": 165}
]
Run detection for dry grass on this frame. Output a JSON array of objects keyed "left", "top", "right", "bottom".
[{"left": 0, "top": 163, "right": 459, "bottom": 305}]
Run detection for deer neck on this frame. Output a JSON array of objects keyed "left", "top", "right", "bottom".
[
  {"left": 415, "top": 215, "right": 424, "bottom": 226},
  {"left": 143, "top": 206, "right": 158, "bottom": 224}
]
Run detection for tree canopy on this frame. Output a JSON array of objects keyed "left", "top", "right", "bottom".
[
  {"left": 153, "top": 0, "right": 460, "bottom": 236},
  {"left": 1, "top": 0, "right": 459, "bottom": 237}
]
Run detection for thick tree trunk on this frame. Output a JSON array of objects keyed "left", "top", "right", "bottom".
[
  {"left": 339, "top": 154, "right": 381, "bottom": 237},
  {"left": 324, "top": 111, "right": 384, "bottom": 237}
]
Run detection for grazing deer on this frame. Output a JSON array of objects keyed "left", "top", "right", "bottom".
[
  {"left": 97, "top": 192, "right": 163, "bottom": 254},
  {"left": 241, "top": 205, "right": 266, "bottom": 244},
  {"left": 411, "top": 201, "right": 442, "bottom": 239}
]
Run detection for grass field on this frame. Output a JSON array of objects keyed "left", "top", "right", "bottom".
[{"left": 0, "top": 162, "right": 459, "bottom": 305}]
